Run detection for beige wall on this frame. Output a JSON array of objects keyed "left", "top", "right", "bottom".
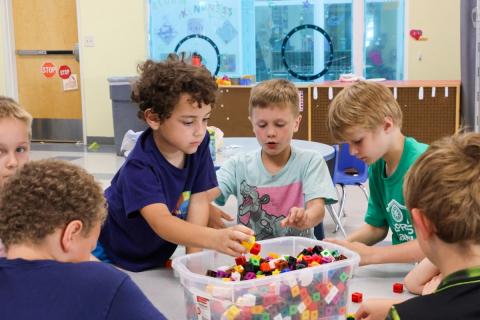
[
  {"left": 0, "top": 0, "right": 461, "bottom": 137},
  {"left": 0, "top": 8, "right": 7, "bottom": 96},
  {"left": 406, "top": 0, "right": 460, "bottom": 80},
  {"left": 77, "top": 0, "right": 147, "bottom": 137}
]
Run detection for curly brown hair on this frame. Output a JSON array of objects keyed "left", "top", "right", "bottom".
[
  {"left": 131, "top": 60, "right": 218, "bottom": 121},
  {"left": 0, "top": 159, "right": 106, "bottom": 247},
  {"left": 404, "top": 132, "right": 480, "bottom": 245}
]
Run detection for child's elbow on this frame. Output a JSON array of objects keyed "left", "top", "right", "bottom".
[{"left": 404, "top": 273, "right": 424, "bottom": 295}]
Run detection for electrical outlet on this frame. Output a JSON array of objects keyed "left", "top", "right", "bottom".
[{"left": 84, "top": 35, "right": 95, "bottom": 47}]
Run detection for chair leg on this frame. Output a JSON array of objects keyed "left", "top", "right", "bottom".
[
  {"left": 334, "top": 185, "right": 346, "bottom": 233},
  {"left": 358, "top": 183, "right": 369, "bottom": 201},
  {"left": 327, "top": 204, "right": 347, "bottom": 238}
]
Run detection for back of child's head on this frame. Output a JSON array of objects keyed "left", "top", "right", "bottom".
[
  {"left": 404, "top": 132, "right": 480, "bottom": 245},
  {"left": 0, "top": 159, "right": 106, "bottom": 248},
  {"left": 327, "top": 81, "right": 402, "bottom": 141},
  {"left": 0, "top": 96, "right": 32, "bottom": 138},
  {"left": 249, "top": 79, "right": 299, "bottom": 116},
  {"left": 131, "top": 59, "right": 217, "bottom": 122}
]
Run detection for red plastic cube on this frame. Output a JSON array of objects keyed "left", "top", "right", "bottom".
[
  {"left": 235, "top": 255, "right": 246, "bottom": 266},
  {"left": 351, "top": 292, "right": 363, "bottom": 303},
  {"left": 393, "top": 282, "right": 404, "bottom": 293},
  {"left": 250, "top": 243, "right": 261, "bottom": 255}
]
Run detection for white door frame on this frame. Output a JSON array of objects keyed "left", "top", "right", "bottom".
[{"left": 1, "top": 0, "right": 87, "bottom": 144}]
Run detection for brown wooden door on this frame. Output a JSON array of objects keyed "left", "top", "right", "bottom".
[{"left": 12, "top": 0, "right": 82, "bottom": 142}]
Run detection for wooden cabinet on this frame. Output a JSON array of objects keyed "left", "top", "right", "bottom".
[
  {"left": 209, "top": 80, "right": 460, "bottom": 145},
  {"left": 310, "top": 81, "right": 460, "bottom": 144},
  {"left": 209, "top": 86, "right": 309, "bottom": 140}
]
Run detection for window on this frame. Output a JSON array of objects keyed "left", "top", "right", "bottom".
[
  {"left": 148, "top": 0, "right": 404, "bottom": 82},
  {"left": 364, "top": 0, "right": 404, "bottom": 80}
]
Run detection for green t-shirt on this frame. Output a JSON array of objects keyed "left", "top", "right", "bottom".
[{"left": 365, "top": 137, "right": 428, "bottom": 245}]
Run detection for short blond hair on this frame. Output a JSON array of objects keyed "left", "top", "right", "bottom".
[
  {"left": 404, "top": 132, "right": 480, "bottom": 245},
  {"left": 0, "top": 96, "right": 32, "bottom": 138},
  {"left": 249, "top": 79, "right": 299, "bottom": 116},
  {"left": 0, "top": 159, "right": 106, "bottom": 248},
  {"left": 327, "top": 81, "right": 402, "bottom": 141}
]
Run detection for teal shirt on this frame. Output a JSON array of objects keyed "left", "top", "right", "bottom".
[
  {"left": 215, "top": 147, "right": 337, "bottom": 240},
  {"left": 365, "top": 137, "right": 428, "bottom": 245}
]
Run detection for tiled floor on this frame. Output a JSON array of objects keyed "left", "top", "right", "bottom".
[{"left": 30, "top": 142, "right": 370, "bottom": 239}]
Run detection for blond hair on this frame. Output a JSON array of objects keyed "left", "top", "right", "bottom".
[
  {"left": 249, "top": 79, "right": 299, "bottom": 116},
  {"left": 327, "top": 81, "right": 402, "bottom": 141},
  {"left": 0, "top": 160, "right": 106, "bottom": 248},
  {"left": 404, "top": 133, "right": 480, "bottom": 245},
  {"left": 0, "top": 96, "right": 32, "bottom": 138}
]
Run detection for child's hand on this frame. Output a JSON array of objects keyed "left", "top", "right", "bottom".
[
  {"left": 355, "top": 299, "right": 398, "bottom": 320},
  {"left": 280, "top": 207, "right": 310, "bottom": 230},
  {"left": 208, "top": 205, "right": 234, "bottom": 229},
  {"left": 212, "top": 225, "right": 254, "bottom": 257},
  {"left": 324, "top": 238, "right": 375, "bottom": 266}
]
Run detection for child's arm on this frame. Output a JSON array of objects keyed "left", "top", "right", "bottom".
[
  {"left": 280, "top": 198, "right": 325, "bottom": 230},
  {"left": 185, "top": 191, "right": 212, "bottom": 254},
  {"left": 355, "top": 299, "right": 402, "bottom": 320},
  {"left": 140, "top": 202, "right": 253, "bottom": 257},
  {"left": 404, "top": 258, "right": 441, "bottom": 295},
  {"left": 206, "top": 187, "right": 234, "bottom": 229},
  {"left": 327, "top": 238, "right": 424, "bottom": 266},
  {"left": 348, "top": 223, "right": 389, "bottom": 245},
  {"left": 208, "top": 204, "right": 235, "bottom": 229}
]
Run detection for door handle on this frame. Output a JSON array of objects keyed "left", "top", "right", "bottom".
[
  {"left": 73, "top": 43, "right": 80, "bottom": 62},
  {"left": 16, "top": 43, "right": 79, "bottom": 62},
  {"left": 16, "top": 50, "right": 74, "bottom": 55}
]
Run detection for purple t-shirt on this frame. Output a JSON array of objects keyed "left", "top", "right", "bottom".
[
  {"left": 100, "top": 128, "right": 217, "bottom": 271},
  {"left": 0, "top": 258, "right": 166, "bottom": 320}
]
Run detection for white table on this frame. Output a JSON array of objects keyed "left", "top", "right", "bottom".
[
  {"left": 127, "top": 262, "right": 415, "bottom": 319},
  {"left": 217, "top": 137, "right": 335, "bottom": 163}
]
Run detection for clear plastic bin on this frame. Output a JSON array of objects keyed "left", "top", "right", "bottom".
[{"left": 172, "top": 236, "right": 360, "bottom": 320}]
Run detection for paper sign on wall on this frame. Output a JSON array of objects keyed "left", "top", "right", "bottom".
[
  {"left": 63, "top": 74, "right": 78, "bottom": 91},
  {"left": 298, "top": 90, "right": 304, "bottom": 112}
]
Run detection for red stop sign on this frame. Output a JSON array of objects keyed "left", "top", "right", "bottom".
[
  {"left": 40, "top": 62, "right": 56, "bottom": 78},
  {"left": 59, "top": 65, "right": 72, "bottom": 79}
]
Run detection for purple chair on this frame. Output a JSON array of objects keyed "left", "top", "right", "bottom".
[{"left": 331, "top": 143, "right": 369, "bottom": 235}]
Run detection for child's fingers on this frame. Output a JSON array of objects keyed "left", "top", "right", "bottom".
[
  {"left": 231, "top": 224, "right": 254, "bottom": 236},
  {"left": 221, "top": 211, "right": 235, "bottom": 221},
  {"left": 280, "top": 216, "right": 289, "bottom": 228},
  {"left": 354, "top": 305, "right": 369, "bottom": 320}
]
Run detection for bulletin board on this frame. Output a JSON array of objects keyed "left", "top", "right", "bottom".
[
  {"left": 208, "top": 81, "right": 459, "bottom": 146},
  {"left": 310, "top": 81, "right": 460, "bottom": 145}
]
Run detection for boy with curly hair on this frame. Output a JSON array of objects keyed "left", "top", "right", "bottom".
[
  {"left": 355, "top": 133, "right": 480, "bottom": 319},
  {"left": 208, "top": 79, "right": 337, "bottom": 240},
  {"left": 0, "top": 159, "right": 166, "bottom": 319},
  {"left": 95, "top": 60, "right": 253, "bottom": 271},
  {"left": 326, "top": 81, "right": 428, "bottom": 265},
  {"left": 0, "top": 96, "right": 32, "bottom": 257}
]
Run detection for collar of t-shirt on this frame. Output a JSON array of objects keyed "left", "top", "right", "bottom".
[{"left": 435, "top": 266, "right": 480, "bottom": 294}]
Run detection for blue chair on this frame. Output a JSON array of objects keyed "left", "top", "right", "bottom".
[{"left": 331, "top": 143, "right": 369, "bottom": 235}]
